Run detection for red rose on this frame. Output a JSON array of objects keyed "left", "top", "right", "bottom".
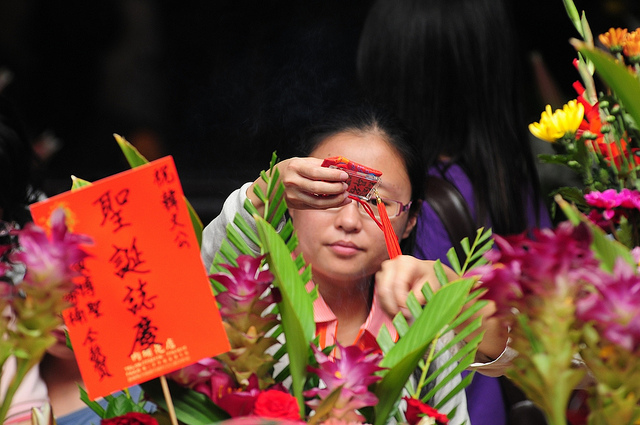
[
  {"left": 404, "top": 396, "right": 449, "bottom": 425},
  {"left": 252, "top": 389, "right": 300, "bottom": 421},
  {"left": 101, "top": 412, "right": 158, "bottom": 425}
]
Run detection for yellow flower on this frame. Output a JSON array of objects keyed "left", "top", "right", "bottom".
[
  {"left": 599, "top": 27, "right": 628, "bottom": 52},
  {"left": 529, "top": 100, "right": 585, "bottom": 143}
]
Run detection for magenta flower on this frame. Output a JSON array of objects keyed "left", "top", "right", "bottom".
[
  {"left": 584, "top": 188, "right": 640, "bottom": 223},
  {"left": 575, "top": 258, "right": 640, "bottom": 353},
  {"left": 0, "top": 260, "right": 9, "bottom": 278},
  {"left": 471, "top": 222, "right": 601, "bottom": 317},
  {"left": 212, "top": 255, "right": 280, "bottom": 333},
  {"left": 216, "top": 375, "right": 262, "bottom": 417},
  {"left": 10, "top": 208, "right": 91, "bottom": 291},
  {"left": 169, "top": 358, "right": 235, "bottom": 404},
  {"left": 304, "top": 343, "right": 384, "bottom": 422},
  {"left": 210, "top": 254, "right": 281, "bottom": 389}
]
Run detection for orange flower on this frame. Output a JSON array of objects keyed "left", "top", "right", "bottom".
[
  {"left": 599, "top": 28, "right": 628, "bottom": 52},
  {"left": 623, "top": 29, "right": 640, "bottom": 61}
]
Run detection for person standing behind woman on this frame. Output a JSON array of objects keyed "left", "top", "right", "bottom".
[{"left": 357, "top": 1, "right": 552, "bottom": 425}]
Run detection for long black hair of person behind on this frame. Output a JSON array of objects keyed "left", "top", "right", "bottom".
[{"left": 357, "top": 0, "right": 543, "bottom": 235}]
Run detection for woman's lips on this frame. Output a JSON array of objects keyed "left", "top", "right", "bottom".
[{"left": 329, "top": 241, "right": 362, "bottom": 256}]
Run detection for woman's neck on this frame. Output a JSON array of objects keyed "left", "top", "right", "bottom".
[{"left": 316, "top": 276, "right": 373, "bottom": 345}]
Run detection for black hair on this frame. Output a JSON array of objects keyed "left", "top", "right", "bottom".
[
  {"left": 0, "top": 96, "right": 38, "bottom": 226},
  {"left": 357, "top": 0, "right": 543, "bottom": 235},
  {"left": 295, "top": 102, "right": 423, "bottom": 253}
]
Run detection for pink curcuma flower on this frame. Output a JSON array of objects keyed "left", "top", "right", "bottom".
[
  {"left": 471, "top": 222, "right": 601, "bottom": 317},
  {"left": 211, "top": 255, "right": 280, "bottom": 333},
  {"left": 575, "top": 258, "right": 640, "bottom": 353},
  {"left": 304, "top": 343, "right": 384, "bottom": 422},
  {"left": 9, "top": 208, "right": 91, "bottom": 291},
  {"left": 168, "top": 358, "right": 235, "bottom": 404}
]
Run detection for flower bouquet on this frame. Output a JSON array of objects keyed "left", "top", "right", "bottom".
[
  {"left": 476, "top": 1, "right": 640, "bottom": 425},
  {"left": 472, "top": 197, "right": 640, "bottom": 425},
  {"left": 529, "top": 0, "right": 640, "bottom": 248},
  {"left": 62, "top": 140, "right": 492, "bottom": 425}
]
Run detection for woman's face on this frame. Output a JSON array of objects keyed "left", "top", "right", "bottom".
[{"left": 289, "top": 130, "right": 416, "bottom": 289}]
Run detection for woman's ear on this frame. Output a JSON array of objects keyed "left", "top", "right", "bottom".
[{"left": 401, "top": 214, "right": 417, "bottom": 240}]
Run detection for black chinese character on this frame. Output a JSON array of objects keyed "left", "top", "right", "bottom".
[
  {"left": 123, "top": 279, "right": 157, "bottom": 315},
  {"left": 109, "top": 238, "right": 150, "bottom": 279},
  {"left": 153, "top": 165, "right": 175, "bottom": 186},
  {"left": 130, "top": 316, "right": 160, "bottom": 355}
]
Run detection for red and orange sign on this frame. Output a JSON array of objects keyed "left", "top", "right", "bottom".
[{"left": 30, "top": 156, "right": 229, "bottom": 400}]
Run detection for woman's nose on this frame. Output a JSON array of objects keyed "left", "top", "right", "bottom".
[{"left": 334, "top": 201, "right": 363, "bottom": 232}]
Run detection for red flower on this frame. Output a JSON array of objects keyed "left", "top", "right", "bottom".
[
  {"left": 572, "top": 80, "right": 639, "bottom": 170},
  {"left": 101, "top": 412, "right": 158, "bottom": 425},
  {"left": 252, "top": 389, "right": 301, "bottom": 421},
  {"left": 404, "top": 397, "right": 449, "bottom": 425}
]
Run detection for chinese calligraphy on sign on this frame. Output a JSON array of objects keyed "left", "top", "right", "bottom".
[{"left": 30, "top": 156, "right": 229, "bottom": 400}]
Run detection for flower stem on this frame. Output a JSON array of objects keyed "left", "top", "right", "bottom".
[{"left": 0, "top": 357, "right": 36, "bottom": 423}]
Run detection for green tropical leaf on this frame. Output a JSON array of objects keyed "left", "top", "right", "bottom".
[
  {"left": 447, "top": 227, "right": 493, "bottom": 274},
  {"left": 71, "top": 176, "right": 92, "bottom": 190},
  {"left": 79, "top": 386, "right": 106, "bottom": 418},
  {"left": 255, "top": 216, "right": 314, "bottom": 415},
  {"left": 372, "top": 278, "right": 475, "bottom": 425},
  {"left": 114, "top": 133, "right": 149, "bottom": 168}
]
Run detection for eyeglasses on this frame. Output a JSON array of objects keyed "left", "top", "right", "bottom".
[{"left": 351, "top": 196, "right": 412, "bottom": 220}]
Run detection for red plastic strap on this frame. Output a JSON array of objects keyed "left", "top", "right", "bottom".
[
  {"left": 352, "top": 196, "right": 383, "bottom": 228},
  {"left": 351, "top": 195, "right": 401, "bottom": 258},
  {"left": 376, "top": 197, "right": 402, "bottom": 258}
]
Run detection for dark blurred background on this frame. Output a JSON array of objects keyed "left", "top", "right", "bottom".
[{"left": 0, "top": 0, "right": 638, "bottom": 224}]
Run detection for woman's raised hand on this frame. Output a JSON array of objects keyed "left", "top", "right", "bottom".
[
  {"left": 375, "top": 255, "right": 455, "bottom": 320},
  {"left": 247, "top": 157, "right": 352, "bottom": 213}
]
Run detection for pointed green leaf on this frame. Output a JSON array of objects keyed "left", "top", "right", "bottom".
[
  {"left": 373, "top": 278, "right": 474, "bottom": 424},
  {"left": 255, "top": 216, "right": 314, "bottom": 413},
  {"left": 377, "top": 325, "right": 396, "bottom": 354},
  {"left": 562, "top": 0, "right": 583, "bottom": 37},
  {"left": 114, "top": 133, "right": 149, "bottom": 168},
  {"left": 232, "top": 215, "right": 261, "bottom": 247},
  {"left": 71, "top": 176, "right": 92, "bottom": 190},
  {"left": 79, "top": 386, "right": 106, "bottom": 417}
]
